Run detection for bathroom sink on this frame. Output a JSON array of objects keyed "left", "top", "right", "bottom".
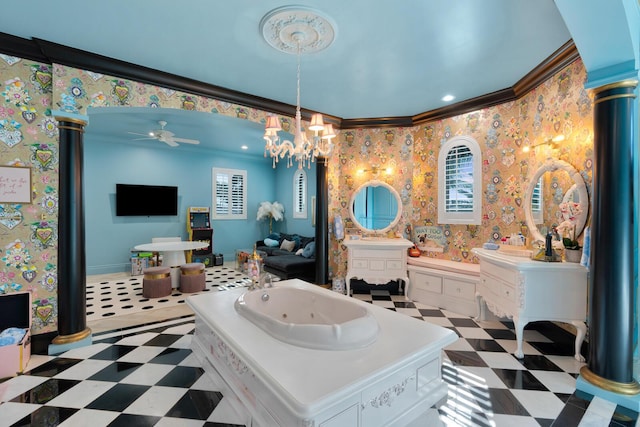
[{"left": 234, "top": 286, "right": 379, "bottom": 350}]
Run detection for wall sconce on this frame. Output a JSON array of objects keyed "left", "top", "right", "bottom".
[
  {"left": 357, "top": 165, "right": 392, "bottom": 176},
  {"left": 522, "top": 135, "right": 565, "bottom": 153}
]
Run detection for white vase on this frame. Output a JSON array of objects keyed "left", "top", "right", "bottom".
[{"left": 565, "top": 248, "right": 582, "bottom": 263}]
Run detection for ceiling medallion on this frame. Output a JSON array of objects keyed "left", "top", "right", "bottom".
[{"left": 260, "top": 6, "right": 336, "bottom": 54}]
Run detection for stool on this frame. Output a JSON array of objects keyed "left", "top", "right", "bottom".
[
  {"left": 142, "top": 266, "right": 172, "bottom": 298},
  {"left": 180, "top": 262, "right": 206, "bottom": 293}
]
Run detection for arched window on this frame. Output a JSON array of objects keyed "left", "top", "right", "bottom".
[
  {"left": 438, "top": 136, "right": 482, "bottom": 225},
  {"left": 293, "top": 169, "right": 307, "bottom": 219},
  {"left": 531, "top": 177, "right": 543, "bottom": 224}
]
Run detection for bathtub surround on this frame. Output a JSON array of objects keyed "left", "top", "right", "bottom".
[{"left": 189, "top": 280, "right": 457, "bottom": 426}]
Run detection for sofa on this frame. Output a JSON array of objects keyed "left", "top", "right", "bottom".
[{"left": 255, "top": 233, "right": 316, "bottom": 282}]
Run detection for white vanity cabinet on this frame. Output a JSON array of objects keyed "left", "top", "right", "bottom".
[
  {"left": 472, "top": 248, "right": 588, "bottom": 361},
  {"left": 407, "top": 257, "right": 480, "bottom": 318},
  {"left": 343, "top": 238, "right": 413, "bottom": 296}
]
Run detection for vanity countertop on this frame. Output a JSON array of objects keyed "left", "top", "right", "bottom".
[
  {"left": 472, "top": 248, "right": 587, "bottom": 271},
  {"left": 343, "top": 237, "right": 413, "bottom": 247}
]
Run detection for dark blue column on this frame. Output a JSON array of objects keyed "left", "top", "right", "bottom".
[
  {"left": 581, "top": 80, "right": 640, "bottom": 394},
  {"left": 315, "top": 156, "right": 329, "bottom": 286},
  {"left": 53, "top": 117, "right": 91, "bottom": 346}
]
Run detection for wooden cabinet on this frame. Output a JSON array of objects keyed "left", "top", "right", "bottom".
[
  {"left": 343, "top": 238, "right": 413, "bottom": 296},
  {"left": 472, "top": 248, "right": 588, "bottom": 361}
]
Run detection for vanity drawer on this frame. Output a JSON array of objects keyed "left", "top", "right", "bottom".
[
  {"left": 369, "top": 260, "right": 385, "bottom": 271},
  {"left": 353, "top": 249, "right": 401, "bottom": 260},
  {"left": 443, "top": 278, "right": 476, "bottom": 301},
  {"left": 478, "top": 274, "right": 501, "bottom": 297},
  {"left": 480, "top": 261, "right": 518, "bottom": 284},
  {"left": 352, "top": 259, "right": 369, "bottom": 269},
  {"left": 411, "top": 271, "right": 443, "bottom": 294},
  {"left": 386, "top": 260, "right": 403, "bottom": 270},
  {"left": 500, "top": 282, "right": 516, "bottom": 302}
]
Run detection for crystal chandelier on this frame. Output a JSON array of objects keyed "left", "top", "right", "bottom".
[{"left": 261, "top": 7, "right": 337, "bottom": 169}]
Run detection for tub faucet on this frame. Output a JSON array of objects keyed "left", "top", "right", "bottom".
[
  {"left": 248, "top": 273, "right": 274, "bottom": 291},
  {"left": 260, "top": 273, "right": 274, "bottom": 289}
]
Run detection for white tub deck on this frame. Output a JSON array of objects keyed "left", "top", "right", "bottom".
[{"left": 187, "top": 279, "right": 458, "bottom": 427}]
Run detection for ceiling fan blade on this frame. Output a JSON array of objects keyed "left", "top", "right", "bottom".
[
  {"left": 160, "top": 138, "right": 179, "bottom": 147},
  {"left": 172, "top": 137, "right": 200, "bottom": 144},
  {"left": 131, "top": 137, "right": 156, "bottom": 141},
  {"left": 128, "top": 131, "right": 155, "bottom": 138}
]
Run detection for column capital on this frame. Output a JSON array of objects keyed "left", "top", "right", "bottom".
[{"left": 52, "top": 110, "right": 89, "bottom": 126}]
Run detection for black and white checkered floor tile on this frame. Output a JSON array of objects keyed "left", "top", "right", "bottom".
[
  {"left": 86, "top": 266, "right": 251, "bottom": 321},
  {"left": 1, "top": 289, "right": 637, "bottom": 426}
]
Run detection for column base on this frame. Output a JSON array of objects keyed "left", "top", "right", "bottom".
[
  {"left": 577, "top": 367, "right": 640, "bottom": 411},
  {"left": 49, "top": 328, "right": 92, "bottom": 355}
]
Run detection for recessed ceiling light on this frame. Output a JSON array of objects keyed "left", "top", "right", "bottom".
[
  {"left": 441, "top": 94, "right": 455, "bottom": 102},
  {"left": 241, "top": 145, "right": 248, "bottom": 150}
]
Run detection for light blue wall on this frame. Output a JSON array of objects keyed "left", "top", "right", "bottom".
[
  {"left": 84, "top": 139, "right": 279, "bottom": 274},
  {"left": 270, "top": 163, "right": 317, "bottom": 238}
]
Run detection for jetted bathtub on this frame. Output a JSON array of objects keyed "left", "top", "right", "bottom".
[
  {"left": 187, "top": 279, "right": 458, "bottom": 427},
  {"left": 234, "top": 286, "right": 379, "bottom": 350}
]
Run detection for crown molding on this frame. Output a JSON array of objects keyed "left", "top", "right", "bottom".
[{"left": 0, "top": 33, "right": 577, "bottom": 130}]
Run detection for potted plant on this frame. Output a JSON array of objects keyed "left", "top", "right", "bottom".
[{"left": 558, "top": 219, "right": 582, "bottom": 263}]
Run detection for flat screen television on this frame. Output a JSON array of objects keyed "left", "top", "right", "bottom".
[{"left": 116, "top": 183, "right": 178, "bottom": 216}]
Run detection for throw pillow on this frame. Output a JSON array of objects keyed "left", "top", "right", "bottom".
[
  {"left": 280, "top": 239, "right": 296, "bottom": 252},
  {"left": 295, "top": 248, "right": 304, "bottom": 256},
  {"left": 264, "top": 238, "right": 279, "bottom": 247},
  {"left": 301, "top": 241, "right": 315, "bottom": 258}
]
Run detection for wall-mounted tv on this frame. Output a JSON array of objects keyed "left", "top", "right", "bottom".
[{"left": 116, "top": 184, "right": 178, "bottom": 216}]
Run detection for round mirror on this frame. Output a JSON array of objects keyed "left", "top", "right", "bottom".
[
  {"left": 349, "top": 180, "right": 402, "bottom": 234},
  {"left": 523, "top": 159, "right": 589, "bottom": 243}
]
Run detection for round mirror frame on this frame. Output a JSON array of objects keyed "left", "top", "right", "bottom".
[
  {"left": 523, "top": 158, "right": 589, "bottom": 244},
  {"left": 349, "top": 180, "right": 403, "bottom": 234}
]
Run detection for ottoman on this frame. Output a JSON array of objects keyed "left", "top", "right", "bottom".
[
  {"left": 180, "top": 262, "right": 206, "bottom": 293},
  {"left": 142, "top": 266, "right": 172, "bottom": 298}
]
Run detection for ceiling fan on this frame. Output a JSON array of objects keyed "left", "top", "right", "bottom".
[{"left": 128, "top": 120, "right": 200, "bottom": 147}]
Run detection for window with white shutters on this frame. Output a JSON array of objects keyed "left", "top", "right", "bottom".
[
  {"left": 438, "top": 136, "right": 482, "bottom": 224},
  {"left": 293, "top": 169, "right": 307, "bottom": 219},
  {"left": 212, "top": 168, "right": 247, "bottom": 219},
  {"left": 531, "top": 177, "right": 543, "bottom": 224}
]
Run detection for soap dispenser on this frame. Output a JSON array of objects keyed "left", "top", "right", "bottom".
[{"left": 545, "top": 231, "right": 553, "bottom": 257}]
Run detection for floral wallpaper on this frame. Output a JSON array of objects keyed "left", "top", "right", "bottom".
[
  {"left": 0, "top": 51, "right": 593, "bottom": 335},
  {"left": 328, "top": 59, "right": 593, "bottom": 279},
  {"left": 0, "top": 56, "right": 59, "bottom": 334}
]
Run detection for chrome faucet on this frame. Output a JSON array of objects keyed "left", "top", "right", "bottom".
[
  {"left": 260, "top": 273, "right": 274, "bottom": 288},
  {"left": 248, "top": 273, "right": 274, "bottom": 291}
]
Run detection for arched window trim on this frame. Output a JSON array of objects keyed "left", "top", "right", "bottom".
[
  {"left": 437, "top": 135, "right": 482, "bottom": 225},
  {"left": 293, "top": 169, "right": 307, "bottom": 219}
]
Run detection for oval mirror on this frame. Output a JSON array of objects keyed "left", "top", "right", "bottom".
[
  {"left": 349, "top": 180, "right": 402, "bottom": 234},
  {"left": 523, "top": 159, "right": 589, "bottom": 244}
]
